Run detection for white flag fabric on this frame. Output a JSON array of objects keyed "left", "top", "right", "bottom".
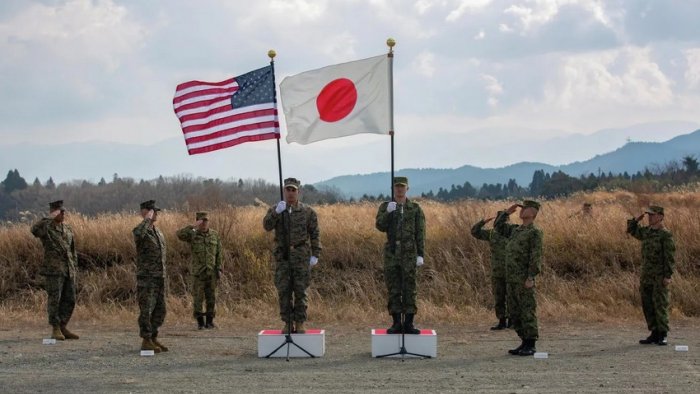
[{"left": 280, "top": 54, "right": 390, "bottom": 145}]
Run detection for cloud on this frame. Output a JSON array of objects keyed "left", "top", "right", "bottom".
[
  {"left": 481, "top": 74, "right": 503, "bottom": 107},
  {"left": 684, "top": 48, "right": 700, "bottom": 89},
  {"left": 446, "top": 0, "right": 493, "bottom": 22},
  {"left": 412, "top": 51, "right": 436, "bottom": 78}
]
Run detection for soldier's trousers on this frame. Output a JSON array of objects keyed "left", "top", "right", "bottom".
[
  {"left": 192, "top": 272, "right": 217, "bottom": 319},
  {"left": 43, "top": 274, "right": 76, "bottom": 326},
  {"left": 384, "top": 254, "right": 417, "bottom": 314},
  {"left": 274, "top": 259, "right": 310, "bottom": 323},
  {"left": 491, "top": 275, "right": 507, "bottom": 320},
  {"left": 137, "top": 276, "right": 166, "bottom": 338},
  {"left": 507, "top": 282, "right": 538, "bottom": 340},
  {"left": 640, "top": 279, "right": 670, "bottom": 333}
]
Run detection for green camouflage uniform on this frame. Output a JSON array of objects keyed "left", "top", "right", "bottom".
[
  {"left": 471, "top": 212, "right": 508, "bottom": 320},
  {"left": 31, "top": 218, "right": 77, "bottom": 326},
  {"left": 177, "top": 225, "right": 222, "bottom": 319},
  {"left": 495, "top": 211, "right": 543, "bottom": 340},
  {"left": 376, "top": 200, "right": 426, "bottom": 314},
  {"left": 133, "top": 218, "right": 167, "bottom": 339},
  {"left": 627, "top": 219, "right": 675, "bottom": 334},
  {"left": 263, "top": 202, "right": 321, "bottom": 323}
]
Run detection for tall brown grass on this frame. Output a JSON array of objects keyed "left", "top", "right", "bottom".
[{"left": 1, "top": 190, "right": 699, "bottom": 327}]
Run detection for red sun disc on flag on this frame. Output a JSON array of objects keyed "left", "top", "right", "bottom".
[{"left": 316, "top": 78, "right": 357, "bottom": 122}]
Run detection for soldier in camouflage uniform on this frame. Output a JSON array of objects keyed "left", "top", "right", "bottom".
[
  {"left": 133, "top": 200, "right": 168, "bottom": 353},
  {"left": 471, "top": 211, "right": 509, "bottom": 330},
  {"left": 627, "top": 205, "right": 675, "bottom": 346},
  {"left": 30, "top": 200, "right": 80, "bottom": 341},
  {"left": 177, "top": 212, "right": 222, "bottom": 330},
  {"left": 376, "top": 177, "right": 426, "bottom": 334},
  {"left": 494, "top": 200, "right": 543, "bottom": 356},
  {"left": 263, "top": 178, "right": 321, "bottom": 334}
]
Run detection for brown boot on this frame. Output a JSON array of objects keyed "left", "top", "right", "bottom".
[
  {"left": 295, "top": 321, "right": 306, "bottom": 334},
  {"left": 60, "top": 324, "right": 79, "bottom": 340},
  {"left": 51, "top": 325, "right": 65, "bottom": 341},
  {"left": 141, "top": 338, "right": 161, "bottom": 353},
  {"left": 152, "top": 336, "right": 169, "bottom": 352}
]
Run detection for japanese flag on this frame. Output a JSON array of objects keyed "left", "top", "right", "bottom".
[{"left": 280, "top": 55, "right": 391, "bottom": 145}]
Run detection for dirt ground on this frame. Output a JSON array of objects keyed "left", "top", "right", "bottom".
[{"left": 1, "top": 319, "right": 698, "bottom": 393}]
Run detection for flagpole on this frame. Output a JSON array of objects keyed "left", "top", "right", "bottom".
[
  {"left": 387, "top": 38, "right": 395, "bottom": 201},
  {"left": 269, "top": 49, "right": 284, "bottom": 200}
]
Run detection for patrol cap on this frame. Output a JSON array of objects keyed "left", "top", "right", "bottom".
[
  {"left": 196, "top": 212, "right": 209, "bottom": 221},
  {"left": 646, "top": 205, "right": 664, "bottom": 215},
  {"left": 139, "top": 200, "right": 161, "bottom": 211},
  {"left": 393, "top": 176, "right": 408, "bottom": 186},
  {"left": 284, "top": 177, "right": 301, "bottom": 190},
  {"left": 49, "top": 200, "right": 65, "bottom": 212},
  {"left": 522, "top": 200, "right": 541, "bottom": 211}
]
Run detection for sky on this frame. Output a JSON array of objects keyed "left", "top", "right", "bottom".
[{"left": 1, "top": 0, "right": 699, "bottom": 183}]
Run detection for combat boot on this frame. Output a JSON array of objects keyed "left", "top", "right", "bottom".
[
  {"left": 51, "top": 325, "right": 65, "bottom": 341},
  {"left": 60, "top": 324, "right": 79, "bottom": 340},
  {"left": 639, "top": 330, "right": 658, "bottom": 344},
  {"left": 205, "top": 314, "right": 217, "bottom": 329},
  {"left": 152, "top": 335, "right": 169, "bottom": 352},
  {"left": 518, "top": 339, "right": 537, "bottom": 356},
  {"left": 490, "top": 318, "right": 507, "bottom": 330},
  {"left": 295, "top": 321, "right": 306, "bottom": 334},
  {"left": 197, "top": 315, "right": 205, "bottom": 330},
  {"left": 656, "top": 332, "right": 668, "bottom": 346},
  {"left": 387, "top": 314, "right": 402, "bottom": 334},
  {"left": 141, "top": 338, "right": 161, "bottom": 353},
  {"left": 403, "top": 314, "right": 420, "bottom": 335},
  {"left": 508, "top": 339, "right": 524, "bottom": 355}
]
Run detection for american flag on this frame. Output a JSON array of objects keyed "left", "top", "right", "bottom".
[{"left": 173, "top": 65, "right": 280, "bottom": 155}]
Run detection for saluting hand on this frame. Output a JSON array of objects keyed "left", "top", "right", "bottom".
[
  {"left": 193, "top": 219, "right": 203, "bottom": 228},
  {"left": 146, "top": 209, "right": 154, "bottom": 220},
  {"left": 506, "top": 204, "right": 521, "bottom": 215},
  {"left": 49, "top": 209, "right": 61, "bottom": 219},
  {"left": 635, "top": 213, "right": 646, "bottom": 222}
]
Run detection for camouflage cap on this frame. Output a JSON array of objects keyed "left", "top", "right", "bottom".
[
  {"left": 646, "top": 205, "right": 664, "bottom": 215},
  {"left": 49, "top": 200, "right": 65, "bottom": 212},
  {"left": 522, "top": 200, "right": 541, "bottom": 211},
  {"left": 139, "top": 200, "right": 161, "bottom": 211},
  {"left": 393, "top": 176, "right": 408, "bottom": 186},
  {"left": 284, "top": 177, "right": 301, "bottom": 189},
  {"left": 196, "top": 211, "right": 209, "bottom": 221}
]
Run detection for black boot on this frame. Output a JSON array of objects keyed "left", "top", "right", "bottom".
[
  {"left": 205, "top": 314, "right": 216, "bottom": 329},
  {"left": 196, "top": 315, "right": 205, "bottom": 330},
  {"left": 518, "top": 339, "right": 537, "bottom": 356},
  {"left": 656, "top": 332, "right": 668, "bottom": 346},
  {"left": 403, "top": 314, "right": 420, "bottom": 334},
  {"left": 508, "top": 339, "right": 524, "bottom": 355},
  {"left": 490, "top": 318, "right": 507, "bottom": 330},
  {"left": 639, "top": 330, "right": 657, "bottom": 344},
  {"left": 387, "top": 314, "right": 402, "bottom": 334}
]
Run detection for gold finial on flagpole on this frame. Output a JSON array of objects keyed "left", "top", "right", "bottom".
[
  {"left": 268, "top": 49, "right": 277, "bottom": 60},
  {"left": 386, "top": 38, "right": 396, "bottom": 54}
]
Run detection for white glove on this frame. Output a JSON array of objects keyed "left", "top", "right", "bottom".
[
  {"left": 309, "top": 256, "right": 318, "bottom": 267},
  {"left": 386, "top": 201, "right": 397, "bottom": 213},
  {"left": 416, "top": 256, "right": 424, "bottom": 267},
  {"left": 275, "top": 201, "right": 287, "bottom": 214}
]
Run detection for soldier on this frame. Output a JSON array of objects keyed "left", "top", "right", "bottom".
[
  {"left": 376, "top": 177, "right": 426, "bottom": 335},
  {"left": 177, "top": 212, "right": 222, "bottom": 330},
  {"left": 133, "top": 200, "right": 168, "bottom": 353},
  {"left": 627, "top": 206, "right": 675, "bottom": 346},
  {"left": 30, "top": 200, "right": 79, "bottom": 340},
  {"left": 494, "top": 200, "right": 543, "bottom": 356},
  {"left": 263, "top": 178, "right": 321, "bottom": 334},
  {"left": 471, "top": 211, "right": 509, "bottom": 330}
]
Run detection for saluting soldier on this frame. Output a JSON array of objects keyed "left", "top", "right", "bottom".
[
  {"left": 177, "top": 212, "right": 222, "bottom": 330},
  {"left": 263, "top": 178, "right": 321, "bottom": 334},
  {"left": 627, "top": 206, "right": 675, "bottom": 346},
  {"left": 31, "top": 200, "right": 79, "bottom": 341}
]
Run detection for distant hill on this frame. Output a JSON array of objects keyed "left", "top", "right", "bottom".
[{"left": 316, "top": 129, "right": 700, "bottom": 198}]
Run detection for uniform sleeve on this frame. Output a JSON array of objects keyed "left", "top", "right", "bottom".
[
  {"left": 176, "top": 225, "right": 195, "bottom": 242},
  {"left": 415, "top": 205, "right": 426, "bottom": 258},
  {"left": 308, "top": 209, "right": 322, "bottom": 257},
  {"left": 470, "top": 220, "right": 490, "bottom": 241},
  {"left": 215, "top": 234, "right": 223, "bottom": 271},
  {"left": 528, "top": 229, "right": 543, "bottom": 278},
  {"left": 626, "top": 218, "right": 646, "bottom": 240},
  {"left": 375, "top": 202, "right": 391, "bottom": 232},
  {"left": 133, "top": 218, "right": 153, "bottom": 240},
  {"left": 70, "top": 228, "right": 78, "bottom": 262},
  {"left": 494, "top": 210, "right": 516, "bottom": 238},
  {"left": 662, "top": 232, "right": 675, "bottom": 278},
  {"left": 30, "top": 218, "right": 50, "bottom": 238},
  {"left": 263, "top": 207, "right": 279, "bottom": 232}
]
